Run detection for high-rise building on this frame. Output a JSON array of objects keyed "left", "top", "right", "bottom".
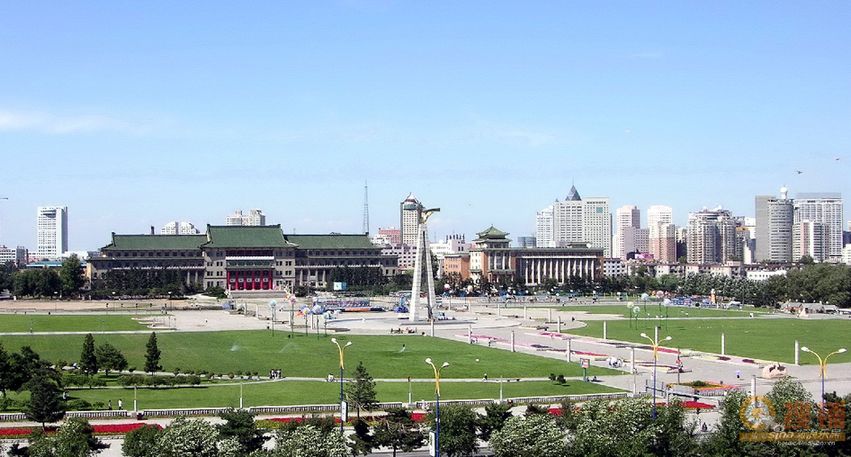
[
  {"left": 399, "top": 194, "right": 423, "bottom": 246},
  {"left": 161, "top": 221, "right": 199, "bottom": 235},
  {"left": 36, "top": 206, "right": 68, "bottom": 260},
  {"left": 793, "top": 193, "right": 844, "bottom": 261},
  {"left": 535, "top": 185, "right": 611, "bottom": 256},
  {"left": 792, "top": 220, "right": 826, "bottom": 262},
  {"left": 687, "top": 207, "right": 737, "bottom": 264},
  {"left": 754, "top": 188, "right": 793, "bottom": 263},
  {"left": 613, "top": 205, "right": 641, "bottom": 259},
  {"left": 646, "top": 205, "right": 674, "bottom": 262},
  {"left": 517, "top": 236, "right": 537, "bottom": 248},
  {"left": 225, "top": 209, "right": 266, "bottom": 226},
  {"left": 535, "top": 204, "right": 555, "bottom": 248}
]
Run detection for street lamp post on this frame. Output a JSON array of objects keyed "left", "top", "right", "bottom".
[
  {"left": 426, "top": 358, "right": 449, "bottom": 457},
  {"left": 331, "top": 338, "right": 352, "bottom": 433},
  {"left": 640, "top": 329, "right": 672, "bottom": 419},
  {"left": 800, "top": 346, "right": 847, "bottom": 409}
]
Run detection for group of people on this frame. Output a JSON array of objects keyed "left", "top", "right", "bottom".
[
  {"left": 269, "top": 369, "right": 283, "bottom": 379},
  {"left": 390, "top": 327, "right": 418, "bottom": 334}
]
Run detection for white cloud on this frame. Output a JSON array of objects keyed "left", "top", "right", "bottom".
[{"left": 0, "top": 109, "right": 151, "bottom": 135}]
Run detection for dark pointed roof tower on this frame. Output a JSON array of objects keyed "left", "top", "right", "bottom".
[{"left": 566, "top": 184, "right": 582, "bottom": 201}]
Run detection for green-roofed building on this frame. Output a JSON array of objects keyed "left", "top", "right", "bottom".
[{"left": 89, "top": 226, "right": 398, "bottom": 295}]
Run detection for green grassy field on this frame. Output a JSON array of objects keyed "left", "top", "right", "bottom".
[
  {"left": 60, "top": 380, "right": 622, "bottom": 410},
  {"left": 0, "top": 331, "right": 618, "bottom": 379},
  {"left": 556, "top": 304, "right": 768, "bottom": 319},
  {"left": 0, "top": 314, "right": 151, "bottom": 332},
  {"left": 565, "top": 317, "right": 851, "bottom": 364}
]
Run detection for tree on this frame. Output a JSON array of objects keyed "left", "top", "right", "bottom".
[
  {"left": 27, "top": 417, "right": 106, "bottom": 457},
  {"left": 348, "top": 419, "right": 374, "bottom": 456},
  {"left": 122, "top": 424, "right": 162, "bottom": 457},
  {"left": 59, "top": 254, "right": 84, "bottom": 297},
  {"left": 0, "top": 343, "right": 12, "bottom": 398},
  {"left": 145, "top": 332, "right": 162, "bottom": 374},
  {"left": 9, "top": 346, "right": 52, "bottom": 393},
  {"left": 477, "top": 402, "right": 512, "bottom": 442},
  {"left": 490, "top": 414, "right": 568, "bottom": 457},
  {"left": 25, "top": 373, "right": 66, "bottom": 429},
  {"left": 217, "top": 408, "right": 267, "bottom": 454},
  {"left": 155, "top": 417, "right": 219, "bottom": 457},
  {"left": 345, "top": 362, "right": 378, "bottom": 419},
  {"left": 273, "top": 425, "right": 348, "bottom": 457},
  {"left": 95, "top": 343, "right": 127, "bottom": 376},
  {"left": 432, "top": 405, "right": 478, "bottom": 457},
  {"left": 372, "top": 408, "right": 425, "bottom": 457},
  {"left": 79, "top": 334, "right": 98, "bottom": 376}
]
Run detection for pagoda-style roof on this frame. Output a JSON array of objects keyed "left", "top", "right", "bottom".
[
  {"left": 102, "top": 234, "right": 207, "bottom": 251},
  {"left": 202, "top": 225, "right": 296, "bottom": 248},
  {"left": 475, "top": 226, "right": 509, "bottom": 240},
  {"left": 566, "top": 185, "right": 582, "bottom": 201},
  {"left": 284, "top": 234, "right": 378, "bottom": 250}
]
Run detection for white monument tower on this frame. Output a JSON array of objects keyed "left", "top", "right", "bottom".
[{"left": 410, "top": 207, "right": 440, "bottom": 322}]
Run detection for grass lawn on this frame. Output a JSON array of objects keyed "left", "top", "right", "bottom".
[
  {"left": 0, "top": 331, "right": 619, "bottom": 379},
  {"left": 556, "top": 305, "right": 769, "bottom": 319},
  {"left": 62, "top": 380, "right": 622, "bottom": 410},
  {"left": 565, "top": 317, "right": 851, "bottom": 364},
  {"left": 0, "top": 314, "right": 151, "bottom": 333}
]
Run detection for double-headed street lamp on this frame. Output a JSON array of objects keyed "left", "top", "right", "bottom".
[
  {"left": 331, "top": 338, "right": 352, "bottom": 433},
  {"left": 800, "top": 346, "right": 846, "bottom": 409},
  {"left": 640, "top": 330, "right": 672, "bottom": 419},
  {"left": 426, "top": 357, "right": 449, "bottom": 457}
]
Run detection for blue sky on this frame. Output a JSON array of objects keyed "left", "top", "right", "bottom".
[{"left": 1, "top": 1, "right": 850, "bottom": 250}]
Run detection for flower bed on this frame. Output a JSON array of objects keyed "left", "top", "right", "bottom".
[{"left": 0, "top": 423, "right": 159, "bottom": 439}]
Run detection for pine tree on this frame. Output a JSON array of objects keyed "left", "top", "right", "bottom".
[
  {"left": 80, "top": 334, "right": 98, "bottom": 375},
  {"left": 345, "top": 362, "right": 378, "bottom": 419},
  {"left": 25, "top": 373, "right": 65, "bottom": 429},
  {"left": 144, "top": 332, "right": 161, "bottom": 375}
]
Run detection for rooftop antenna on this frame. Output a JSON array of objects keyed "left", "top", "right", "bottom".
[{"left": 362, "top": 180, "right": 370, "bottom": 235}]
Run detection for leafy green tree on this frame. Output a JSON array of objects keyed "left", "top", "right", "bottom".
[
  {"left": 25, "top": 373, "right": 66, "bottom": 429},
  {"left": 477, "top": 402, "right": 512, "bottom": 442},
  {"left": 273, "top": 425, "right": 348, "bottom": 457},
  {"left": 79, "top": 334, "right": 98, "bottom": 375},
  {"left": 765, "top": 377, "right": 813, "bottom": 425},
  {"left": 95, "top": 343, "right": 127, "bottom": 376},
  {"left": 372, "top": 408, "right": 424, "bottom": 457},
  {"left": 490, "top": 414, "right": 568, "bottom": 457},
  {"left": 217, "top": 408, "right": 267, "bottom": 454},
  {"left": 9, "top": 346, "right": 52, "bottom": 392},
  {"left": 122, "top": 424, "right": 162, "bottom": 457},
  {"left": 431, "top": 405, "right": 478, "bottom": 457},
  {"left": 145, "top": 332, "right": 162, "bottom": 374},
  {"left": 27, "top": 417, "right": 106, "bottom": 457},
  {"left": 0, "top": 343, "right": 12, "bottom": 398},
  {"left": 345, "top": 362, "right": 378, "bottom": 419},
  {"left": 155, "top": 417, "right": 219, "bottom": 457},
  {"left": 59, "top": 254, "right": 84, "bottom": 297},
  {"left": 348, "top": 419, "right": 374, "bottom": 456}
]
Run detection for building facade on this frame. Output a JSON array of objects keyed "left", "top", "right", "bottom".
[
  {"left": 792, "top": 220, "right": 826, "bottom": 262},
  {"left": 470, "top": 226, "right": 603, "bottom": 286},
  {"left": 0, "top": 245, "right": 28, "bottom": 267},
  {"left": 614, "top": 205, "right": 640, "bottom": 259},
  {"left": 755, "top": 189, "right": 793, "bottom": 263},
  {"left": 161, "top": 221, "right": 200, "bottom": 235},
  {"left": 535, "top": 185, "right": 611, "bottom": 256},
  {"left": 89, "top": 225, "right": 398, "bottom": 293},
  {"left": 794, "top": 193, "right": 844, "bottom": 261},
  {"left": 36, "top": 206, "right": 68, "bottom": 260},
  {"left": 399, "top": 194, "right": 423, "bottom": 246},
  {"left": 225, "top": 209, "right": 266, "bottom": 226},
  {"left": 687, "top": 208, "right": 737, "bottom": 264}
]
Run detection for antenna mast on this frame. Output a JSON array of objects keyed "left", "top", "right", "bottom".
[{"left": 362, "top": 181, "right": 370, "bottom": 234}]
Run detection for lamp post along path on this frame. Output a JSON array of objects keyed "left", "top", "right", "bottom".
[
  {"left": 331, "top": 338, "right": 352, "bottom": 432},
  {"left": 640, "top": 330, "right": 672, "bottom": 420},
  {"left": 800, "top": 346, "right": 847, "bottom": 409},
  {"left": 426, "top": 358, "right": 449, "bottom": 457}
]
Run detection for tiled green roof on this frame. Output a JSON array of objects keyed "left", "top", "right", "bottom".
[
  {"left": 103, "top": 234, "right": 206, "bottom": 251},
  {"left": 203, "top": 225, "right": 295, "bottom": 248},
  {"left": 284, "top": 234, "right": 377, "bottom": 250},
  {"left": 475, "top": 226, "right": 509, "bottom": 239}
]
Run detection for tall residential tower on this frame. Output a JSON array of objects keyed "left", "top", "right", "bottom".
[{"left": 36, "top": 206, "right": 68, "bottom": 260}]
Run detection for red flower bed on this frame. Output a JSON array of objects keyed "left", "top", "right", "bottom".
[
  {"left": 92, "top": 423, "right": 161, "bottom": 434},
  {"left": 682, "top": 401, "right": 714, "bottom": 410}
]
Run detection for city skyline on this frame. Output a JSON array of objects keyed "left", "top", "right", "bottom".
[{"left": 1, "top": 2, "right": 850, "bottom": 250}]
